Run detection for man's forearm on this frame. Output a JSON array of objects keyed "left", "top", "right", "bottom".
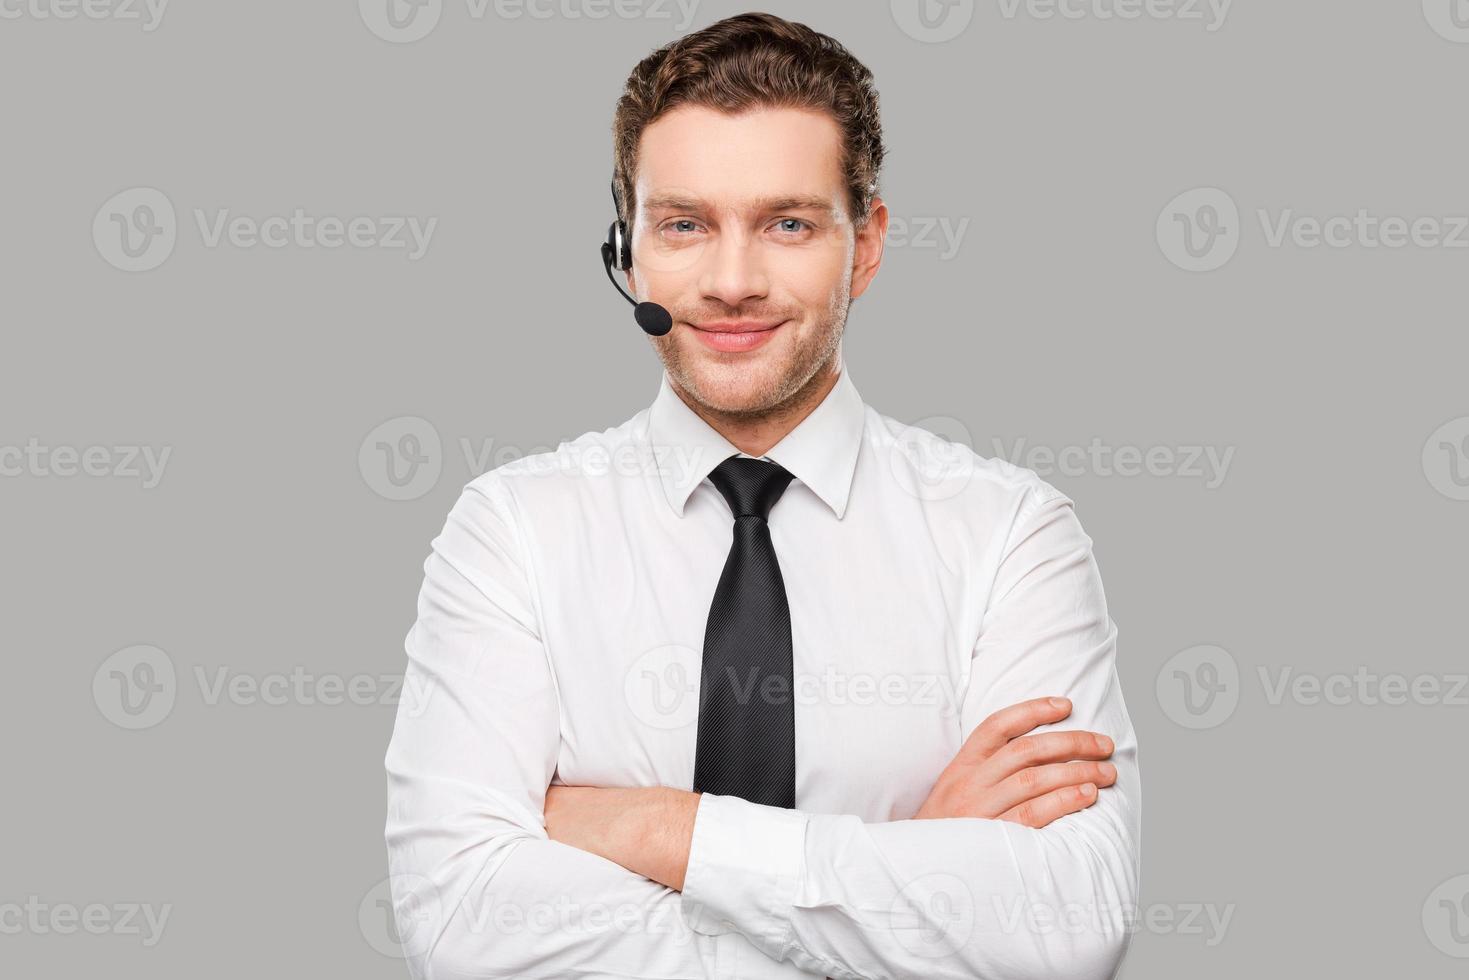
[{"left": 543, "top": 785, "right": 700, "bottom": 891}]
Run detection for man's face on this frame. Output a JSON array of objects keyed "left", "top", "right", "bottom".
[{"left": 626, "top": 105, "right": 885, "bottom": 418}]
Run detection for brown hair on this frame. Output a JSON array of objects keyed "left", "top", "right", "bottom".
[{"left": 612, "top": 11, "right": 886, "bottom": 238}]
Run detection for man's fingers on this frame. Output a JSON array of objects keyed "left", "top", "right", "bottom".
[
  {"left": 997, "top": 781, "right": 1101, "bottom": 829},
  {"left": 988, "top": 761, "right": 1117, "bottom": 817},
  {"left": 987, "top": 730, "right": 1114, "bottom": 781},
  {"left": 957, "top": 696, "right": 1073, "bottom": 762}
]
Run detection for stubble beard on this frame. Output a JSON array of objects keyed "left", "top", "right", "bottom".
[{"left": 655, "top": 290, "right": 849, "bottom": 429}]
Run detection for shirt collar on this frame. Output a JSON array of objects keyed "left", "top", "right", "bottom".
[{"left": 647, "top": 358, "right": 866, "bottom": 520}]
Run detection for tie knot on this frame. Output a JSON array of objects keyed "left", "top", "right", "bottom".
[{"left": 708, "top": 456, "right": 795, "bottom": 521}]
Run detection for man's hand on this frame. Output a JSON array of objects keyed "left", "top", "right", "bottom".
[
  {"left": 543, "top": 785, "right": 699, "bottom": 891},
  {"left": 914, "top": 696, "right": 1116, "bottom": 827}
]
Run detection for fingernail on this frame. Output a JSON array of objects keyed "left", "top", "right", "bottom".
[
  {"left": 1100, "top": 763, "right": 1117, "bottom": 779},
  {"left": 1081, "top": 783, "right": 1096, "bottom": 797},
  {"left": 1097, "top": 735, "right": 1113, "bottom": 752},
  {"left": 1049, "top": 697, "right": 1069, "bottom": 709}
]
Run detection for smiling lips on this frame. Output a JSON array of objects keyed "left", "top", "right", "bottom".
[{"left": 689, "top": 319, "right": 787, "bottom": 353}]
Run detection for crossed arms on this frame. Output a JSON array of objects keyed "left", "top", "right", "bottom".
[{"left": 383, "top": 477, "right": 1141, "bottom": 980}]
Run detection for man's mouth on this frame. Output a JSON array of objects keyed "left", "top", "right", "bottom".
[
  {"left": 693, "top": 320, "right": 785, "bottom": 333},
  {"left": 688, "top": 319, "right": 788, "bottom": 353}
]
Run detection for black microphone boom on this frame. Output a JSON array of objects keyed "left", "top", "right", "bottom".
[
  {"left": 601, "top": 179, "right": 674, "bottom": 337},
  {"left": 601, "top": 241, "right": 673, "bottom": 337}
]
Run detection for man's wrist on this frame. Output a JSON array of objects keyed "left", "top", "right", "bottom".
[
  {"left": 617, "top": 787, "right": 699, "bottom": 891},
  {"left": 543, "top": 785, "right": 700, "bottom": 890}
]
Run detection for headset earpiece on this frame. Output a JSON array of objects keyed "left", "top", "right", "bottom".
[
  {"left": 608, "top": 180, "right": 632, "bottom": 271},
  {"left": 601, "top": 176, "right": 673, "bottom": 336},
  {"left": 607, "top": 218, "right": 631, "bottom": 273}
]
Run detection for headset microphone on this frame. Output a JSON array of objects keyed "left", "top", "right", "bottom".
[{"left": 601, "top": 179, "right": 674, "bottom": 337}]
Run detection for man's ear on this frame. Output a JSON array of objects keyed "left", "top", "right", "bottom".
[{"left": 850, "top": 196, "right": 889, "bottom": 300}]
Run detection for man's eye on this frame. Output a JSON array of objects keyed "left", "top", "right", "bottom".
[
  {"left": 665, "top": 220, "right": 701, "bottom": 235},
  {"left": 774, "top": 219, "right": 811, "bottom": 234}
]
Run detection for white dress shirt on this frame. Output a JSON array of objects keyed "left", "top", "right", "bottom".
[{"left": 383, "top": 357, "right": 1142, "bottom": 980}]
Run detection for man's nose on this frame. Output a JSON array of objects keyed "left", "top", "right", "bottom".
[{"left": 698, "top": 225, "right": 769, "bottom": 308}]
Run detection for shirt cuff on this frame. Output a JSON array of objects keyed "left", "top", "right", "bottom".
[{"left": 679, "top": 792, "right": 809, "bottom": 950}]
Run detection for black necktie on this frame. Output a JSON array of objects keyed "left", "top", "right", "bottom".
[{"left": 692, "top": 455, "right": 798, "bottom": 808}]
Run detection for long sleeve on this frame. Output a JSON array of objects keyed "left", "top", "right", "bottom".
[
  {"left": 384, "top": 477, "right": 754, "bottom": 980},
  {"left": 677, "top": 485, "right": 1142, "bottom": 980}
]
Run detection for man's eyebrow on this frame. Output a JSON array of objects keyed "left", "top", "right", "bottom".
[{"left": 642, "top": 194, "right": 838, "bottom": 216}]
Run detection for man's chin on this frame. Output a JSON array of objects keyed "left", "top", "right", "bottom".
[{"left": 676, "top": 358, "right": 787, "bottom": 416}]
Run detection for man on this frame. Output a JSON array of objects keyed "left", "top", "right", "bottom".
[{"left": 384, "top": 12, "right": 1139, "bottom": 980}]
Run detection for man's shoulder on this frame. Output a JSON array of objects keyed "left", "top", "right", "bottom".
[
  {"left": 863, "top": 405, "right": 1072, "bottom": 517},
  {"left": 458, "top": 406, "right": 654, "bottom": 506}
]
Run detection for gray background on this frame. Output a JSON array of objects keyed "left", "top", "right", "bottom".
[{"left": 3, "top": 0, "right": 1467, "bottom": 976}]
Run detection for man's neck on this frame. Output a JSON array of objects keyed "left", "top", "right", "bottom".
[{"left": 672, "top": 357, "right": 842, "bottom": 458}]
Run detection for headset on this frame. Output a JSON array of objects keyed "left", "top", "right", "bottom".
[{"left": 600, "top": 178, "right": 674, "bottom": 337}]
